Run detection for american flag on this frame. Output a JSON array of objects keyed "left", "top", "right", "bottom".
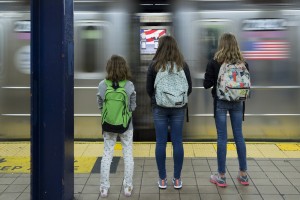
[
  {"left": 242, "top": 40, "right": 290, "bottom": 60},
  {"left": 140, "top": 29, "right": 166, "bottom": 43}
]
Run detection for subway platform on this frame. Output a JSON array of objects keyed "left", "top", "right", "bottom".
[{"left": 0, "top": 142, "right": 300, "bottom": 200}]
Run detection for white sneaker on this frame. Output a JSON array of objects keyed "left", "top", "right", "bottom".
[
  {"left": 100, "top": 187, "right": 108, "bottom": 198},
  {"left": 124, "top": 185, "right": 133, "bottom": 197}
]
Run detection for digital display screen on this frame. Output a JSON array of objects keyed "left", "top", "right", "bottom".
[{"left": 140, "top": 29, "right": 166, "bottom": 54}]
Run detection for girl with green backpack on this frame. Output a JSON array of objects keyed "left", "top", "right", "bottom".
[{"left": 97, "top": 55, "right": 136, "bottom": 197}]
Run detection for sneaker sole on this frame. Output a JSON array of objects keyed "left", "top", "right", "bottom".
[
  {"left": 158, "top": 182, "right": 167, "bottom": 189},
  {"left": 173, "top": 185, "right": 182, "bottom": 189},
  {"left": 158, "top": 186, "right": 167, "bottom": 189},
  {"left": 124, "top": 193, "right": 132, "bottom": 197},
  {"left": 210, "top": 179, "right": 228, "bottom": 187}
]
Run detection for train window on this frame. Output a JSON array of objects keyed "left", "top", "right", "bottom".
[
  {"left": 192, "top": 20, "right": 232, "bottom": 81},
  {"left": 81, "top": 26, "right": 102, "bottom": 72},
  {"left": 199, "top": 20, "right": 231, "bottom": 60},
  {"left": 75, "top": 22, "right": 109, "bottom": 79},
  {"left": 13, "top": 21, "right": 31, "bottom": 74}
]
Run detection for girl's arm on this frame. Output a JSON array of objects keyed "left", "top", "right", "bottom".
[
  {"left": 203, "top": 61, "right": 215, "bottom": 89},
  {"left": 96, "top": 80, "right": 106, "bottom": 112},
  {"left": 129, "top": 82, "right": 137, "bottom": 112},
  {"left": 146, "top": 61, "right": 156, "bottom": 97},
  {"left": 183, "top": 62, "right": 192, "bottom": 96}
]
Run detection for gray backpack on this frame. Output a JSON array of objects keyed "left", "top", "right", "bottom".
[{"left": 154, "top": 63, "right": 188, "bottom": 108}]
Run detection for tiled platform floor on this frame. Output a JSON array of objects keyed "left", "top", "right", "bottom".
[{"left": 1, "top": 142, "right": 300, "bottom": 199}]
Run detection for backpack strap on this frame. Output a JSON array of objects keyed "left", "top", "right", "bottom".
[
  {"left": 105, "top": 79, "right": 127, "bottom": 88},
  {"left": 213, "top": 97, "right": 217, "bottom": 119},
  {"left": 186, "top": 104, "right": 189, "bottom": 122},
  {"left": 104, "top": 79, "right": 112, "bottom": 87},
  {"left": 118, "top": 80, "right": 127, "bottom": 88},
  {"left": 242, "top": 101, "right": 245, "bottom": 121}
]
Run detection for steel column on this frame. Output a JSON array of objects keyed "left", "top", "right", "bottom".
[{"left": 31, "top": 0, "right": 74, "bottom": 199}]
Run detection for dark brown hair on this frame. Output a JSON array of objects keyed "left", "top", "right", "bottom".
[
  {"left": 153, "top": 35, "right": 185, "bottom": 72},
  {"left": 106, "top": 55, "right": 132, "bottom": 82},
  {"left": 214, "top": 32, "right": 245, "bottom": 64}
]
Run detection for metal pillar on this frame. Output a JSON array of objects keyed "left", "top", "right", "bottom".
[{"left": 31, "top": 0, "right": 74, "bottom": 199}]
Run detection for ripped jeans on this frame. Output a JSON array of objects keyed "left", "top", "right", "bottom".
[{"left": 100, "top": 129, "right": 134, "bottom": 189}]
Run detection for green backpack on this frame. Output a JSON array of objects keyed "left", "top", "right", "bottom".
[{"left": 101, "top": 79, "right": 132, "bottom": 133}]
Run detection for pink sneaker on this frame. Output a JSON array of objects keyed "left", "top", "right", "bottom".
[
  {"left": 210, "top": 174, "right": 227, "bottom": 187},
  {"left": 237, "top": 175, "right": 249, "bottom": 186}
]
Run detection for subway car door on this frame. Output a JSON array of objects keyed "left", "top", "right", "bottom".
[{"left": 74, "top": 21, "right": 110, "bottom": 139}]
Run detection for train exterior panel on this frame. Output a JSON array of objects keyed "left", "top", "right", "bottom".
[
  {"left": 0, "top": 0, "right": 299, "bottom": 141},
  {"left": 0, "top": 1, "right": 132, "bottom": 140},
  {"left": 174, "top": 2, "right": 300, "bottom": 141}
]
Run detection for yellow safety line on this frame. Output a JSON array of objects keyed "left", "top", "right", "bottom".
[
  {"left": 0, "top": 157, "right": 98, "bottom": 173},
  {"left": 0, "top": 142, "right": 299, "bottom": 173}
]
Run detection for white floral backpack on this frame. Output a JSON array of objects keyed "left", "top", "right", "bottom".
[
  {"left": 154, "top": 63, "right": 188, "bottom": 108},
  {"left": 217, "top": 62, "right": 251, "bottom": 101}
]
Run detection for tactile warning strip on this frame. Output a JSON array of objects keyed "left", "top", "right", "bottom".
[
  {"left": 0, "top": 142, "right": 299, "bottom": 173},
  {"left": 276, "top": 143, "right": 300, "bottom": 151}
]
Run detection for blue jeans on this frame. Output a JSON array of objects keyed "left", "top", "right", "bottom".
[
  {"left": 215, "top": 99, "right": 247, "bottom": 174},
  {"left": 152, "top": 106, "right": 185, "bottom": 179}
]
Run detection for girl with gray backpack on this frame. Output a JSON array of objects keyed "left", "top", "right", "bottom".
[
  {"left": 203, "top": 33, "right": 250, "bottom": 187},
  {"left": 146, "top": 35, "right": 192, "bottom": 189}
]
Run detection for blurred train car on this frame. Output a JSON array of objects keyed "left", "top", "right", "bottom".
[
  {"left": 174, "top": 0, "right": 300, "bottom": 141},
  {"left": 0, "top": 1, "right": 31, "bottom": 140},
  {"left": 73, "top": 1, "right": 134, "bottom": 139},
  {"left": 0, "top": 0, "right": 134, "bottom": 139},
  {"left": 0, "top": 0, "right": 299, "bottom": 141}
]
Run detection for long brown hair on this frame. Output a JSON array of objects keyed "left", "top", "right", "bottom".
[
  {"left": 106, "top": 55, "right": 132, "bottom": 82},
  {"left": 153, "top": 35, "right": 185, "bottom": 72},
  {"left": 214, "top": 33, "right": 245, "bottom": 64}
]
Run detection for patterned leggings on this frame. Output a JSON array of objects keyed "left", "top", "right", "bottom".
[{"left": 100, "top": 129, "right": 134, "bottom": 189}]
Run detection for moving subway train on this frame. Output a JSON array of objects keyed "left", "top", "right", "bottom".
[{"left": 0, "top": 0, "right": 299, "bottom": 141}]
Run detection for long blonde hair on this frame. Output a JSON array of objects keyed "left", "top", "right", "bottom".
[
  {"left": 153, "top": 35, "right": 185, "bottom": 72},
  {"left": 214, "top": 33, "right": 245, "bottom": 64},
  {"left": 106, "top": 55, "right": 132, "bottom": 82}
]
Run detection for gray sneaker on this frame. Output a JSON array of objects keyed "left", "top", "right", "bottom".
[
  {"left": 158, "top": 178, "right": 167, "bottom": 189},
  {"left": 172, "top": 178, "right": 182, "bottom": 189}
]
